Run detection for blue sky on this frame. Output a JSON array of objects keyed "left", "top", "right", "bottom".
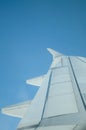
[{"left": 0, "top": 0, "right": 86, "bottom": 130}]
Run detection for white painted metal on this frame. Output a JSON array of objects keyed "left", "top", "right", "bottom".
[
  {"left": 50, "top": 56, "right": 62, "bottom": 68},
  {"left": 48, "top": 82, "right": 73, "bottom": 97},
  {"left": 37, "top": 125, "right": 75, "bottom": 130},
  {"left": 44, "top": 64, "right": 78, "bottom": 118},
  {"left": 2, "top": 101, "right": 31, "bottom": 118},
  {"left": 26, "top": 74, "right": 46, "bottom": 86},
  {"left": 44, "top": 93, "right": 78, "bottom": 118},
  {"left": 1, "top": 48, "right": 86, "bottom": 130},
  {"left": 47, "top": 48, "right": 62, "bottom": 59},
  {"left": 70, "top": 57, "right": 86, "bottom": 84},
  {"left": 70, "top": 57, "right": 86, "bottom": 107},
  {"left": 17, "top": 70, "right": 51, "bottom": 129}
]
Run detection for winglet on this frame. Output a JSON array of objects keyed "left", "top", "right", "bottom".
[{"left": 47, "top": 48, "right": 62, "bottom": 60}]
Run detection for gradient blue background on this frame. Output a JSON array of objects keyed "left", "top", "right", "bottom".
[{"left": 0, "top": 0, "right": 86, "bottom": 129}]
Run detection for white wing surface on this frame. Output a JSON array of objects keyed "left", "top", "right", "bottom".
[
  {"left": 2, "top": 101, "right": 31, "bottom": 118},
  {"left": 1, "top": 48, "right": 86, "bottom": 130},
  {"left": 17, "top": 71, "right": 51, "bottom": 129},
  {"left": 26, "top": 75, "right": 46, "bottom": 86}
]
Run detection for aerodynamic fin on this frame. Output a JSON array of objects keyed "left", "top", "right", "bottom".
[
  {"left": 26, "top": 74, "right": 46, "bottom": 86},
  {"left": 1, "top": 101, "right": 31, "bottom": 118},
  {"left": 47, "top": 48, "right": 62, "bottom": 60}
]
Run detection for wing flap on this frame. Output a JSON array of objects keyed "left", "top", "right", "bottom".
[{"left": 1, "top": 101, "right": 31, "bottom": 118}]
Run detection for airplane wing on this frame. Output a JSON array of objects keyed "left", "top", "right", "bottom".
[
  {"left": 1, "top": 48, "right": 86, "bottom": 130},
  {"left": 1, "top": 101, "right": 31, "bottom": 118},
  {"left": 47, "top": 48, "right": 62, "bottom": 59},
  {"left": 26, "top": 74, "right": 46, "bottom": 86}
]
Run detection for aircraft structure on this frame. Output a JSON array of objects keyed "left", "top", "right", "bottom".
[{"left": 1, "top": 48, "right": 86, "bottom": 130}]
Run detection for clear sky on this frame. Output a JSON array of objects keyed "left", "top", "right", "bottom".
[{"left": 0, "top": 0, "right": 86, "bottom": 130}]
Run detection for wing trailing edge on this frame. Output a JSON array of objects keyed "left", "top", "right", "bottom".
[
  {"left": 26, "top": 74, "right": 46, "bottom": 86},
  {"left": 1, "top": 101, "right": 31, "bottom": 118}
]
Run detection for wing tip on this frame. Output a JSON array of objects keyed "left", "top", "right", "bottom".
[{"left": 47, "top": 48, "right": 62, "bottom": 59}]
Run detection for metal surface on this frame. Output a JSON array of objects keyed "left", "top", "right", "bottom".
[{"left": 1, "top": 48, "right": 86, "bottom": 130}]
